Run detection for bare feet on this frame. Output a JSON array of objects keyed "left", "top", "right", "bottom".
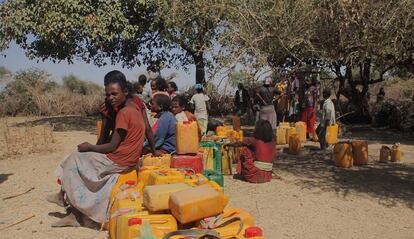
[
  {"left": 51, "top": 213, "right": 81, "bottom": 227},
  {"left": 46, "top": 191, "right": 65, "bottom": 207}
]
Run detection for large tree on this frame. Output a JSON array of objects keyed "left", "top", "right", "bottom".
[
  {"left": 221, "top": 0, "right": 414, "bottom": 120},
  {"left": 0, "top": 0, "right": 226, "bottom": 84}
]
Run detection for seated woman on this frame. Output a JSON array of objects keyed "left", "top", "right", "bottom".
[
  {"left": 46, "top": 71, "right": 146, "bottom": 227},
  {"left": 171, "top": 95, "right": 201, "bottom": 140},
  {"left": 98, "top": 72, "right": 156, "bottom": 155},
  {"left": 225, "top": 120, "right": 276, "bottom": 183},
  {"left": 144, "top": 94, "right": 177, "bottom": 154}
]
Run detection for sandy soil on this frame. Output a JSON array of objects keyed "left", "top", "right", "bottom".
[{"left": 0, "top": 116, "right": 413, "bottom": 239}]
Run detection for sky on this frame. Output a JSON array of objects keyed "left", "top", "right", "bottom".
[{"left": 0, "top": 42, "right": 196, "bottom": 90}]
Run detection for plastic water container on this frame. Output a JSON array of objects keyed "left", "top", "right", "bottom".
[
  {"left": 326, "top": 124, "right": 339, "bottom": 145},
  {"left": 116, "top": 213, "right": 177, "bottom": 239},
  {"left": 143, "top": 183, "right": 191, "bottom": 212},
  {"left": 96, "top": 120, "right": 102, "bottom": 139},
  {"left": 170, "top": 154, "right": 203, "bottom": 173},
  {"left": 380, "top": 146, "right": 390, "bottom": 163},
  {"left": 138, "top": 166, "right": 169, "bottom": 187},
  {"left": 200, "top": 141, "right": 222, "bottom": 173},
  {"left": 203, "top": 169, "right": 224, "bottom": 187},
  {"left": 351, "top": 140, "right": 368, "bottom": 165},
  {"left": 147, "top": 169, "right": 185, "bottom": 185},
  {"left": 216, "top": 126, "right": 229, "bottom": 137},
  {"left": 288, "top": 134, "right": 301, "bottom": 155},
  {"left": 141, "top": 154, "right": 171, "bottom": 167},
  {"left": 176, "top": 121, "right": 199, "bottom": 154},
  {"left": 390, "top": 143, "right": 402, "bottom": 162},
  {"left": 169, "top": 185, "right": 228, "bottom": 224},
  {"left": 333, "top": 142, "right": 353, "bottom": 168},
  {"left": 285, "top": 126, "right": 296, "bottom": 144},
  {"left": 276, "top": 126, "right": 288, "bottom": 145},
  {"left": 294, "top": 121, "right": 307, "bottom": 142}
]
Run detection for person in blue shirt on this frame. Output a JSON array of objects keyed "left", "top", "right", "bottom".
[{"left": 143, "top": 94, "right": 176, "bottom": 154}]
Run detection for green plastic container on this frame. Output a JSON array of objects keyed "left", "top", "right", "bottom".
[
  {"left": 203, "top": 169, "right": 224, "bottom": 187},
  {"left": 199, "top": 141, "right": 222, "bottom": 173}
]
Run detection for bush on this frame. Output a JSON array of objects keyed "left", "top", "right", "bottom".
[{"left": 0, "top": 69, "right": 103, "bottom": 116}]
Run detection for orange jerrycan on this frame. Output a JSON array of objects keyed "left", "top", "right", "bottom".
[
  {"left": 333, "top": 142, "right": 353, "bottom": 168},
  {"left": 206, "top": 208, "right": 255, "bottom": 238},
  {"left": 351, "top": 140, "right": 368, "bottom": 165},
  {"left": 116, "top": 213, "right": 177, "bottom": 239},
  {"left": 169, "top": 184, "right": 229, "bottom": 224},
  {"left": 143, "top": 183, "right": 191, "bottom": 212},
  {"left": 288, "top": 134, "right": 301, "bottom": 155},
  {"left": 141, "top": 154, "right": 171, "bottom": 167},
  {"left": 176, "top": 121, "right": 199, "bottom": 154},
  {"left": 294, "top": 121, "right": 307, "bottom": 142},
  {"left": 285, "top": 126, "right": 296, "bottom": 144},
  {"left": 390, "top": 143, "right": 402, "bottom": 162},
  {"left": 326, "top": 124, "right": 339, "bottom": 145},
  {"left": 379, "top": 146, "right": 390, "bottom": 163}
]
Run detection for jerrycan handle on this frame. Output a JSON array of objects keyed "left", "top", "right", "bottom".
[{"left": 162, "top": 229, "right": 220, "bottom": 239}]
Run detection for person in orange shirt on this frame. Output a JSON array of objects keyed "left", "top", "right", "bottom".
[{"left": 46, "top": 71, "right": 146, "bottom": 227}]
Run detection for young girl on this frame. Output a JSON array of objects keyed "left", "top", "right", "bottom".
[
  {"left": 47, "top": 71, "right": 146, "bottom": 227},
  {"left": 190, "top": 84, "right": 210, "bottom": 135},
  {"left": 226, "top": 120, "right": 276, "bottom": 183},
  {"left": 144, "top": 94, "right": 177, "bottom": 154},
  {"left": 171, "top": 95, "right": 201, "bottom": 139}
]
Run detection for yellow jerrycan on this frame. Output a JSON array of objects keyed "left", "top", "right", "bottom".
[
  {"left": 294, "top": 121, "right": 307, "bottom": 142},
  {"left": 326, "top": 124, "right": 339, "bottom": 145},
  {"left": 176, "top": 121, "right": 199, "bottom": 154},
  {"left": 276, "top": 126, "right": 288, "bottom": 145},
  {"left": 285, "top": 126, "right": 296, "bottom": 144},
  {"left": 141, "top": 154, "right": 171, "bottom": 167},
  {"left": 116, "top": 213, "right": 177, "bottom": 239},
  {"left": 169, "top": 185, "right": 229, "bottom": 224},
  {"left": 390, "top": 143, "right": 402, "bottom": 162},
  {"left": 143, "top": 183, "right": 191, "bottom": 212}
]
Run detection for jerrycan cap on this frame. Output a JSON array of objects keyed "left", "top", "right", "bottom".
[
  {"left": 125, "top": 180, "right": 136, "bottom": 185},
  {"left": 128, "top": 218, "right": 143, "bottom": 226},
  {"left": 244, "top": 226, "right": 263, "bottom": 238}
]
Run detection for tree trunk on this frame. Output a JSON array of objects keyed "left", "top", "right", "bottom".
[{"left": 193, "top": 52, "right": 205, "bottom": 84}]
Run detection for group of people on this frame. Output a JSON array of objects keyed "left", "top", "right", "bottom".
[
  {"left": 234, "top": 74, "right": 336, "bottom": 150},
  {"left": 46, "top": 71, "right": 210, "bottom": 227},
  {"left": 45, "top": 70, "right": 337, "bottom": 228}
]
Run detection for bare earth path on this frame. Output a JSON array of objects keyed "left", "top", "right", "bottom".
[{"left": 0, "top": 117, "right": 413, "bottom": 239}]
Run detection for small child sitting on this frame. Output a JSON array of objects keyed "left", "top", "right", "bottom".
[
  {"left": 144, "top": 94, "right": 176, "bottom": 154},
  {"left": 225, "top": 120, "right": 276, "bottom": 183}
]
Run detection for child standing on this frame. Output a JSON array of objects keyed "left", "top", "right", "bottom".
[
  {"left": 317, "top": 89, "right": 336, "bottom": 150},
  {"left": 190, "top": 84, "right": 210, "bottom": 135},
  {"left": 225, "top": 120, "right": 276, "bottom": 183}
]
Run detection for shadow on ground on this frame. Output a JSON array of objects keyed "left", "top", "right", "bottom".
[
  {"left": 342, "top": 125, "right": 414, "bottom": 145},
  {"left": 15, "top": 116, "right": 97, "bottom": 133},
  {"left": 276, "top": 149, "right": 414, "bottom": 209},
  {"left": 0, "top": 173, "right": 13, "bottom": 184}
]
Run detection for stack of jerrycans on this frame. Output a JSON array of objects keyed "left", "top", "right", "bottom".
[{"left": 199, "top": 141, "right": 224, "bottom": 186}]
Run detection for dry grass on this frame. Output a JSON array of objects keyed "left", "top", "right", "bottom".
[{"left": 0, "top": 118, "right": 56, "bottom": 160}]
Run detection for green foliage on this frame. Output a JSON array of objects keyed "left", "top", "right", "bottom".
[{"left": 63, "top": 74, "right": 101, "bottom": 95}]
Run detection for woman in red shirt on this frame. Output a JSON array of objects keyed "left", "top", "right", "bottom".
[
  {"left": 46, "top": 71, "right": 146, "bottom": 227},
  {"left": 226, "top": 120, "right": 276, "bottom": 183}
]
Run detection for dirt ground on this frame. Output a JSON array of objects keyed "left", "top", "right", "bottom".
[{"left": 0, "top": 116, "right": 413, "bottom": 239}]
